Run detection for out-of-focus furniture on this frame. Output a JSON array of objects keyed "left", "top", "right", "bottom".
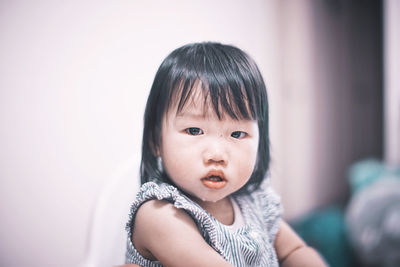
[{"left": 79, "top": 153, "right": 140, "bottom": 267}]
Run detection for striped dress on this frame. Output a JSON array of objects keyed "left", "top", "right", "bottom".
[{"left": 125, "top": 181, "right": 282, "bottom": 266}]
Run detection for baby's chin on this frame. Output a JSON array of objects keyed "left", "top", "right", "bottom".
[{"left": 189, "top": 192, "right": 229, "bottom": 204}]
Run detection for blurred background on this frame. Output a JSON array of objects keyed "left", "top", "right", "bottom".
[{"left": 0, "top": 0, "right": 398, "bottom": 266}]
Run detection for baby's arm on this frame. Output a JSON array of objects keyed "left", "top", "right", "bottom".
[
  {"left": 131, "top": 199, "right": 233, "bottom": 267},
  {"left": 274, "top": 220, "right": 327, "bottom": 267}
]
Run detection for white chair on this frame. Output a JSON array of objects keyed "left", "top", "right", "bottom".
[{"left": 80, "top": 153, "right": 141, "bottom": 267}]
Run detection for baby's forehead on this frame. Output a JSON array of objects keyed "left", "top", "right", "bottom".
[
  {"left": 167, "top": 79, "right": 254, "bottom": 121},
  {"left": 172, "top": 95, "right": 218, "bottom": 119},
  {"left": 169, "top": 83, "right": 209, "bottom": 111}
]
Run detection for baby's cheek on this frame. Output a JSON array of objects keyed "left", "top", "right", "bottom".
[
  {"left": 237, "top": 159, "right": 256, "bottom": 180},
  {"left": 164, "top": 155, "right": 192, "bottom": 179},
  {"left": 248, "top": 154, "right": 259, "bottom": 175},
  {"left": 241, "top": 145, "right": 258, "bottom": 165}
]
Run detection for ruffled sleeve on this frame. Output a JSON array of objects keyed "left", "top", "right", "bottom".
[{"left": 125, "top": 182, "right": 225, "bottom": 265}]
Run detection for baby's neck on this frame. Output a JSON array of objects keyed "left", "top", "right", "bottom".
[{"left": 195, "top": 197, "right": 234, "bottom": 225}]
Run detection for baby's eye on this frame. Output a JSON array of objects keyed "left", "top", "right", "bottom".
[
  {"left": 185, "top": 127, "right": 204, "bottom": 136},
  {"left": 231, "top": 131, "right": 247, "bottom": 139}
]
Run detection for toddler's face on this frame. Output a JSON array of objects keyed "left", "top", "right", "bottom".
[{"left": 159, "top": 87, "right": 259, "bottom": 203}]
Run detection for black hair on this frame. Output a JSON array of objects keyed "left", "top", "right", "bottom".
[{"left": 140, "top": 42, "right": 269, "bottom": 194}]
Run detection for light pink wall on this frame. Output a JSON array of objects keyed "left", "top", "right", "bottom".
[
  {"left": 276, "top": 0, "right": 384, "bottom": 219},
  {"left": 272, "top": 1, "right": 320, "bottom": 219},
  {"left": 384, "top": 0, "right": 400, "bottom": 167},
  {"left": 0, "top": 1, "right": 282, "bottom": 266}
]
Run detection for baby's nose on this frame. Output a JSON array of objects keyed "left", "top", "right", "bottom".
[{"left": 203, "top": 141, "right": 228, "bottom": 166}]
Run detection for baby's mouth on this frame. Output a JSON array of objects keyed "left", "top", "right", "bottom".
[{"left": 201, "top": 170, "right": 227, "bottom": 189}]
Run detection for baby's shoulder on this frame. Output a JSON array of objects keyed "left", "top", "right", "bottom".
[
  {"left": 130, "top": 182, "right": 201, "bottom": 239},
  {"left": 135, "top": 198, "right": 181, "bottom": 224},
  {"left": 132, "top": 198, "right": 206, "bottom": 262},
  {"left": 131, "top": 182, "right": 193, "bottom": 232}
]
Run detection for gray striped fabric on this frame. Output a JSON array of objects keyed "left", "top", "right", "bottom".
[{"left": 125, "top": 181, "right": 282, "bottom": 266}]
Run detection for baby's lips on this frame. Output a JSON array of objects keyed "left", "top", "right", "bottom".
[
  {"left": 201, "top": 178, "right": 227, "bottom": 189},
  {"left": 204, "top": 169, "right": 226, "bottom": 180}
]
